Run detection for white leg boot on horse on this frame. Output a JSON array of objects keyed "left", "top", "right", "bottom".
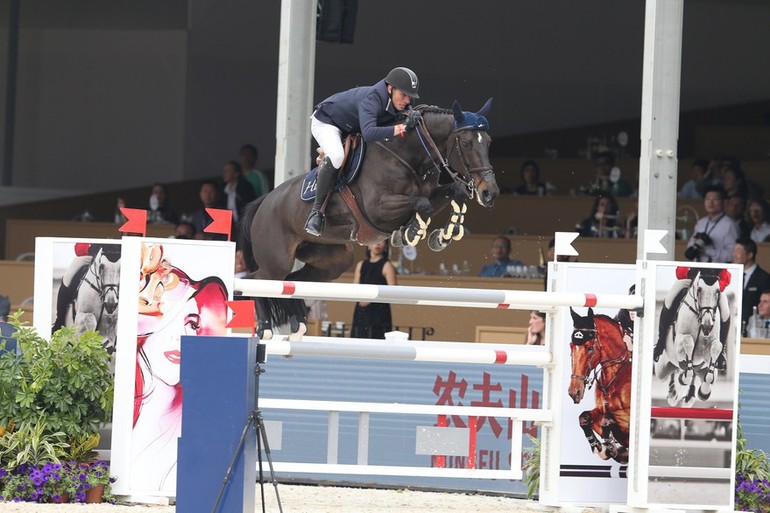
[{"left": 304, "top": 157, "right": 338, "bottom": 237}]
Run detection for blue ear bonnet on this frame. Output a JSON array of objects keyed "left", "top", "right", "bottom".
[{"left": 455, "top": 111, "right": 489, "bottom": 131}]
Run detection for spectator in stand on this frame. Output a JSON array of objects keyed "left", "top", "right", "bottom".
[
  {"left": 512, "top": 160, "right": 553, "bottom": 196},
  {"left": 678, "top": 159, "right": 710, "bottom": 200},
  {"left": 173, "top": 221, "right": 196, "bottom": 240},
  {"left": 576, "top": 193, "right": 622, "bottom": 238},
  {"left": 239, "top": 144, "right": 271, "bottom": 197},
  {"left": 720, "top": 161, "right": 749, "bottom": 200},
  {"left": 351, "top": 240, "right": 397, "bottom": 339},
  {"left": 747, "top": 198, "right": 770, "bottom": 243},
  {"left": 725, "top": 193, "right": 750, "bottom": 238},
  {"left": 746, "top": 290, "right": 770, "bottom": 339},
  {"left": 525, "top": 310, "right": 546, "bottom": 345},
  {"left": 147, "top": 183, "right": 177, "bottom": 224},
  {"left": 684, "top": 185, "right": 739, "bottom": 263},
  {"left": 580, "top": 151, "right": 634, "bottom": 198},
  {"left": 732, "top": 237, "right": 770, "bottom": 331},
  {"left": 190, "top": 180, "right": 227, "bottom": 241},
  {"left": 0, "top": 295, "right": 15, "bottom": 354},
  {"left": 479, "top": 236, "right": 524, "bottom": 278},
  {"left": 625, "top": 201, "right": 638, "bottom": 239},
  {"left": 234, "top": 249, "right": 248, "bottom": 279},
  {"left": 219, "top": 160, "right": 256, "bottom": 225}
]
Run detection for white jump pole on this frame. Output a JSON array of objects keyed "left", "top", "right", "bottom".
[
  {"left": 234, "top": 278, "right": 643, "bottom": 312},
  {"left": 265, "top": 335, "right": 552, "bottom": 366}
]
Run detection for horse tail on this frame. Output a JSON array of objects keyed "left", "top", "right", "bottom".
[{"left": 238, "top": 196, "right": 267, "bottom": 272}]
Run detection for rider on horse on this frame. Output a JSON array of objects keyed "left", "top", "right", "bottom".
[
  {"left": 304, "top": 66, "right": 422, "bottom": 237},
  {"left": 653, "top": 266, "right": 731, "bottom": 370},
  {"left": 52, "top": 242, "right": 121, "bottom": 331}
]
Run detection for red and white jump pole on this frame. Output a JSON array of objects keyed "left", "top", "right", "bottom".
[{"left": 234, "top": 278, "right": 643, "bottom": 312}]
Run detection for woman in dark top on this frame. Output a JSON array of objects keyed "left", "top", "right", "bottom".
[
  {"left": 351, "top": 240, "right": 397, "bottom": 339},
  {"left": 513, "top": 160, "right": 551, "bottom": 196}
]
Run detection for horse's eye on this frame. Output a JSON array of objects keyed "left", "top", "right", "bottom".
[{"left": 462, "top": 140, "right": 470, "bottom": 148}]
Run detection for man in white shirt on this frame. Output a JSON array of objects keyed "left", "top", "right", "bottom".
[{"left": 684, "top": 185, "right": 739, "bottom": 263}]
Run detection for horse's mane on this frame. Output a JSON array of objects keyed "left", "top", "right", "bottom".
[{"left": 397, "top": 104, "right": 453, "bottom": 123}]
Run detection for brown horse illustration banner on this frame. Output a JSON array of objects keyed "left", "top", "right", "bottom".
[{"left": 549, "top": 262, "right": 637, "bottom": 505}]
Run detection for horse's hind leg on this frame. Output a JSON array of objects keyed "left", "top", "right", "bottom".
[
  {"left": 255, "top": 298, "right": 274, "bottom": 340},
  {"left": 428, "top": 200, "right": 468, "bottom": 252}
]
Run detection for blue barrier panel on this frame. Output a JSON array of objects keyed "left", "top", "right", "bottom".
[{"left": 177, "top": 336, "right": 257, "bottom": 513}]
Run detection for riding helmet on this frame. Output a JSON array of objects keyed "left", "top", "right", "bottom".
[{"left": 385, "top": 67, "right": 420, "bottom": 99}]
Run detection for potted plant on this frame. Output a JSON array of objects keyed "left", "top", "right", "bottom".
[
  {"left": 735, "top": 417, "right": 770, "bottom": 513},
  {"left": 0, "top": 315, "right": 116, "bottom": 503}
]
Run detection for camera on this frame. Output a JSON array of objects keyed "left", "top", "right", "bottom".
[{"left": 684, "top": 232, "right": 712, "bottom": 260}]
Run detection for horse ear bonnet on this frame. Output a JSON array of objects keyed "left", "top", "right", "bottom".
[{"left": 452, "top": 99, "right": 491, "bottom": 131}]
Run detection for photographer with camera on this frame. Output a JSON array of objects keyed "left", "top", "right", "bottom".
[{"left": 684, "top": 185, "right": 739, "bottom": 263}]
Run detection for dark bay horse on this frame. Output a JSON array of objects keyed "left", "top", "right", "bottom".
[
  {"left": 240, "top": 100, "right": 499, "bottom": 339},
  {"left": 568, "top": 307, "right": 632, "bottom": 464}
]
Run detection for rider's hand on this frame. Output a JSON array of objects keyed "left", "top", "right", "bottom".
[
  {"left": 404, "top": 109, "right": 422, "bottom": 129},
  {"left": 393, "top": 124, "right": 406, "bottom": 138}
]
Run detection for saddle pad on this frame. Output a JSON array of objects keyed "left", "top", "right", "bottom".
[{"left": 300, "top": 139, "right": 366, "bottom": 202}]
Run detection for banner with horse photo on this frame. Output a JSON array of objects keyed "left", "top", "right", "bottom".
[
  {"left": 33, "top": 237, "right": 123, "bottom": 361},
  {"left": 629, "top": 261, "right": 741, "bottom": 510},
  {"left": 544, "top": 261, "right": 636, "bottom": 505},
  {"left": 109, "top": 237, "right": 235, "bottom": 499}
]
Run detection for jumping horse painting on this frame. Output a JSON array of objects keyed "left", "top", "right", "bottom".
[
  {"left": 654, "top": 270, "right": 725, "bottom": 407},
  {"left": 568, "top": 307, "right": 632, "bottom": 464},
  {"left": 65, "top": 248, "right": 121, "bottom": 354},
  {"left": 240, "top": 99, "right": 499, "bottom": 339}
]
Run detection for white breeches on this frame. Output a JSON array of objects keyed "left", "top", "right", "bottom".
[{"left": 311, "top": 114, "right": 345, "bottom": 169}]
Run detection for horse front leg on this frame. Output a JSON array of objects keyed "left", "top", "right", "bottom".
[
  {"left": 579, "top": 410, "right": 609, "bottom": 460},
  {"left": 698, "top": 336, "right": 723, "bottom": 401},
  {"left": 390, "top": 197, "right": 433, "bottom": 248},
  {"left": 675, "top": 332, "right": 695, "bottom": 386},
  {"left": 428, "top": 199, "right": 468, "bottom": 252}
]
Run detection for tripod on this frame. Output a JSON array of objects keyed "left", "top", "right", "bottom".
[{"left": 213, "top": 343, "right": 283, "bottom": 513}]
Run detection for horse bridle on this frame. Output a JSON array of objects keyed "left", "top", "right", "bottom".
[
  {"left": 571, "top": 326, "right": 631, "bottom": 391},
  {"left": 414, "top": 116, "right": 494, "bottom": 198},
  {"left": 683, "top": 279, "right": 719, "bottom": 326},
  {"left": 82, "top": 253, "right": 120, "bottom": 305}
]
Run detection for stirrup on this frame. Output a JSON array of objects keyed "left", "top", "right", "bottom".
[{"left": 304, "top": 210, "right": 325, "bottom": 237}]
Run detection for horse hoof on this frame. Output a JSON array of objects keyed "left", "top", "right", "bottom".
[
  {"left": 288, "top": 322, "right": 307, "bottom": 342},
  {"left": 697, "top": 387, "right": 711, "bottom": 401},
  {"left": 428, "top": 230, "right": 449, "bottom": 252},
  {"left": 390, "top": 230, "right": 406, "bottom": 248}
]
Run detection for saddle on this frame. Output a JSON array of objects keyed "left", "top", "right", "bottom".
[{"left": 300, "top": 135, "right": 389, "bottom": 245}]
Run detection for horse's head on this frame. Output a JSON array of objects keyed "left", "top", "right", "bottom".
[
  {"left": 568, "top": 307, "right": 598, "bottom": 404},
  {"left": 95, "top": 249, "right": 120, "bottom": 315},
  {"left": 449, "top": 98, "right": 499, "bottom": 207},
  {"left": 693, "top": 271, "right": 721, "bottom": 335}
]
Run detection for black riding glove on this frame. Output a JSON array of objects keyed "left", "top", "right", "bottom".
[{"left": 404, "top": 109, "right": 422, "bottom": 129}]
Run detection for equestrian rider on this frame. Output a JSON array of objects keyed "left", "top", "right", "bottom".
[
  {"left": 52, "top": 242, "right": 121, "bottom": 331},
  {"left": 653, "top": 266, "right": 731, "bottom": 371},
  {"left": 304, "top": 67, "right": 421, "bottom": 237}
]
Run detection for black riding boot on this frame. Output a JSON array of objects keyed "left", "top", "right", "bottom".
[
  {"left": 653, "top": 287, "right": 687, "bottom": 362},
  {"left": 715, "top": 318, "right": 730, "bottom": 372},
  {"left": 52, "top": 282, "right": 76, "bottom": 332},
  {"left": 304, "top": 157, "right": 338, "bottom": 237},
  {"left": 653, "top": 305, "right": 675, "bottom": 362}
]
